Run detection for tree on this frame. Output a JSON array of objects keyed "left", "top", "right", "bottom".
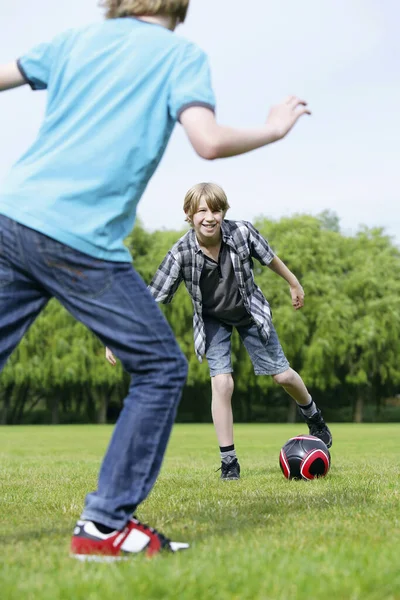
[{"left": 2, "top": 215, "right": 400, "bottom": 424}]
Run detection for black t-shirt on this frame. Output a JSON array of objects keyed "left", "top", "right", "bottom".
[{"left": 200, "top": 243, "right": 252, "bottom": 327}]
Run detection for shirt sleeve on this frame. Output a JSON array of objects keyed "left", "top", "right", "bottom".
[
  {"left": 246, "top": 222, "right": 276, "bottom": 265},
  {"left": 148, "top": 251, "right": 183, "bottom": 303},
  {"left": 169, "top": 43, "right": 216, "bottom": 122},
  {"left": 17, "top": 31, "right": 70, "bottom": 90}
]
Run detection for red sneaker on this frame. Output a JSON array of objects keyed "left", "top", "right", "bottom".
[{"left": 70, "top": 517, "right": 189, "bottom": 561}]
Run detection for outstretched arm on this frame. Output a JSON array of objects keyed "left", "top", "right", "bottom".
[
  {"left": 180, "top": 96, "right": 310, "bottom": 160},
  {"left": 267, "top": 256, "right": 304, "bottom": 310},
  {"left": 0, "top": 62, "right": 27, "bottom": 92}
]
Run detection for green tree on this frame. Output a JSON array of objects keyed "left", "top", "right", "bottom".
[{"left": 2, "top": 215, "right": 400, "bottom": 424}]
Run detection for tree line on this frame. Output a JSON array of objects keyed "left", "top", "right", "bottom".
[{"left": 1, "top": 211, "right": 400, "bottom": 425}]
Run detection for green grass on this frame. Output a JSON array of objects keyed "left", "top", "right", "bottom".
[{"left": 1, "top": 423, "right": 399, "bottom": 600}]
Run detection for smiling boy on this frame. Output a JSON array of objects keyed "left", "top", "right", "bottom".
[{"left": 107, "top": 183, "right": 332, "bottom": 479}]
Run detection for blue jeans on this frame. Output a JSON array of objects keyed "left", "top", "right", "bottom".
[{"left": 0, "top": 215, "right": 188, "bottom": 529}]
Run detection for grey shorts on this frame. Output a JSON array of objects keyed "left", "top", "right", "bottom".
[{"left": 204, "top": 316, "right": 290, "bottom": 377}]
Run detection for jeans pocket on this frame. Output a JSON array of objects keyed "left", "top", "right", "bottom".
[
  {"left": 0, "top": 232, "right": 14, "bottom": 288},
  {"left": 36, "top": 236, "right": 114, "bottom": 298}
]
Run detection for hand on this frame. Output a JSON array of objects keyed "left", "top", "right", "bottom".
[
  {"left": 290, "top": 282, "right": 305, "bottom": 310},
  {"left": 266, "top": 96, "right": 311, "bottom": 141},
  {"left": 105, "top": 347, "right": 117, "bottom": 366}
]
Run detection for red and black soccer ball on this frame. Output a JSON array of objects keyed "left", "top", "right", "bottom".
[{"left": 279, "top": 435, "right": 331, "bottom": 480}]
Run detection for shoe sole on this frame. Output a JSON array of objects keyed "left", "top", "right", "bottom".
[
  {"left": 71, "top": 542, "right": 189, "bottom": 562},
  {"left": 71, "top": 553, "right": 128, "bottom": 563}
]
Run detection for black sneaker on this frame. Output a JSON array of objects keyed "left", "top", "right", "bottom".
[
  {"left": 301, "top": 408, "right": 332, "bottom": 448},
  {"left": 219, "top": 457, "right": 241, "bottom": 480}
]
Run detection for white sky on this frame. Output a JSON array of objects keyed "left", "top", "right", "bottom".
[{"left": 1, "top": 1, "right": 399, "bottom": 239}]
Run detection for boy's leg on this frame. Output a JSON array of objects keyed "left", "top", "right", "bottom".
[
  {"left": 211, "top": 374, "right": 234, "bottom": 447},
  {"left": 0, "top": 215, "right": 50, "bottom": 372},
  {"left": 238, "top": 323, "right": 332, "bottom": 448},
  {"left": 273, "top": 368, "right": 332, "bottom": 447},
  {"left": 204, "top": 317, "right": 240, "bottom": 479},
  {"left": 63, "top": 270, "right": 187, "bottom": 528},
  {"left": 272, "top": 368, "right": 310, "bottom": 405},
  {"left": 16, "top": 225, "right": 188, "bottom": 533}
]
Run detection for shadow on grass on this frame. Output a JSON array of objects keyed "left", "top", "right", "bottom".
[{"left": 0, "top": 526, "right": 72, "bottom": 546}]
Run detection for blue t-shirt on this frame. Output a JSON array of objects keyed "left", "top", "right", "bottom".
[{"left": 0, "top": 18, "right": 215, "bottom": 262}]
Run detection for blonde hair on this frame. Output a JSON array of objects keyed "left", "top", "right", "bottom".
[
  {"left": 184, "top": 182, "right": 230, "bottom": 223},
  {"left": 100, "top": 0, "right": 189, "bottom": 22}
]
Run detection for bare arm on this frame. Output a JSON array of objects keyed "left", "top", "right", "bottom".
[
  {"left": 0, "top": 62, "right": 27, "bottom": 92},
  {"left": 180, "top": 96, "right": 310, "bottom": 160},
  {"left": 268, "top": 255, "right": 305, "bottom": 310}
]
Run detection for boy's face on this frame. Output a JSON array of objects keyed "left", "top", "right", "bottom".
[{"left": 191, "top": 197, "right": 224, "bottom": 245}]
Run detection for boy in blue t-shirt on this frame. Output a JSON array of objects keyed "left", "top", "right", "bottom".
[{"left": 0, "top": 0, "right": 311, "bottom": 560}]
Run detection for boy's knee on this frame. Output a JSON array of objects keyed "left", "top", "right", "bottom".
[
  {"left": 212, "top": 373, "right": 234, "bottom": 393},
  {"left": 164, "top": 345, "right": 188, "bottom": 386},
  {"left": 125, "top": 342, "right": 188, "bottom": 386},
  {"left": 273, "top": 368, "right": 294, "bottom": 386}
]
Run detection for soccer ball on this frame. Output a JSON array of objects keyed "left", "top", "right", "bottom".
[{"left": 279, "top": 435, "right": 330, "bottom": 480}]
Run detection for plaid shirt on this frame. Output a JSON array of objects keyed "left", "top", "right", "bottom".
[{"left": 148, "top": 220, "right": 275, "bottom": 362}]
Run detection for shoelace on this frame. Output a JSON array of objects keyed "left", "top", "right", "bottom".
[
  {"left": 132, "top": 518, "right": 171, "bottom": 547},
  {"left": 306, "top": 411, "right": 322, "bottom": 423},
  {"left": 311, "top": 426, "right": 326, "bottom": 437},
  {"left": 216, "top": 459, "right": 238, "bottom": 474},
  {"left": 308, "top": 418, "right": 330, "bottom": 442}
]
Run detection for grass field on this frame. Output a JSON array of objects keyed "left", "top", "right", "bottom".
[{"left": 1, "top": 423, "right": 399, "bottom": 600}]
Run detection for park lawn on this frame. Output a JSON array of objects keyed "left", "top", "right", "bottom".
[{"left": 0, "top": 423, "right": 399, "bottom": 600}]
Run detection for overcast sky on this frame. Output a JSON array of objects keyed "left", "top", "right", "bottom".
[{"left": 1, "top": 1, "right": 399, "bottom": 240}]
